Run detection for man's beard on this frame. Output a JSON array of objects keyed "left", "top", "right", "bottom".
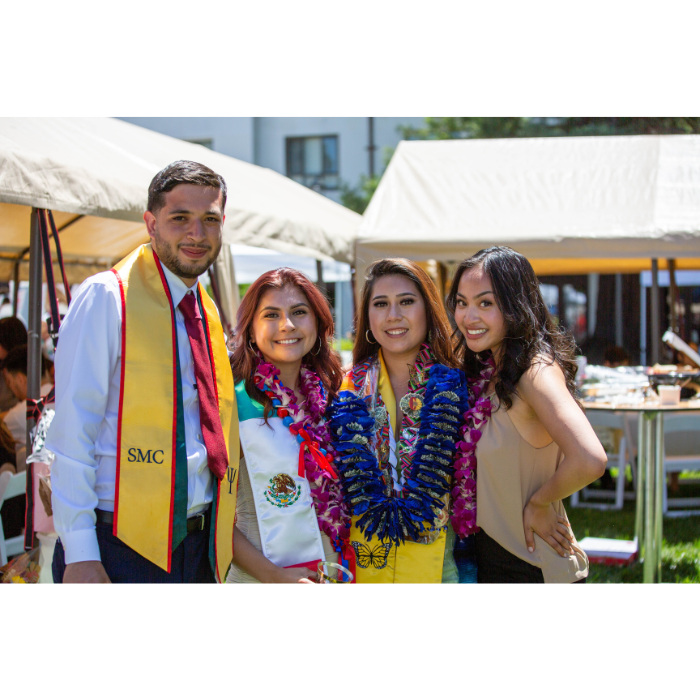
[{"left": 152, "top": 230, "right": 221, "bottom": 280}]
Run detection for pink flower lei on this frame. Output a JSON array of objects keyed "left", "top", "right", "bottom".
[
  {"left": 254, "top": 358, "right": 350, "bottom": 543},
  {"left": 450, "top": 356, "right": 496, "bottom": 539}
]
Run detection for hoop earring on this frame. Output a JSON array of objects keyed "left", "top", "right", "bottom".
[
  {"left": 365, "top": 329, "right": 377, "bottom": 344},
  {"left": 311, "top": 337, "right": 322, "bottom": 356},
  {"left": 248, "top": 339, "right": 256, "bottom": 352}
]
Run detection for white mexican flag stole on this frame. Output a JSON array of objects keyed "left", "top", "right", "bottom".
[{"left": 236, "top": 381, "right": 325, "bottom": 568}]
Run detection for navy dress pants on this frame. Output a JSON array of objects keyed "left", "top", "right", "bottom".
[{"left": 52, "top": 520, "right": 215, "bottom": 583}]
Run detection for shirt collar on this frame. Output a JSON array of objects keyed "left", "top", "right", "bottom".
[{"left": 160, "top": 263, "right": 200, "bottom": 309}]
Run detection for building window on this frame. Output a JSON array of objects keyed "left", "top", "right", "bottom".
[
  {"left": 286, "top": 136, "right": 339, "bottom": 191},
  {"left": 187, "top": 138, "right": 213, "bottom": 149}
]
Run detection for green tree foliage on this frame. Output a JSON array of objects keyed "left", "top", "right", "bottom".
[
  {"left": 340, "top": 174, "right": 381, "bottom": 215},
  {"left": 398, "top": 117, "right": 700, "bottom": 140}
]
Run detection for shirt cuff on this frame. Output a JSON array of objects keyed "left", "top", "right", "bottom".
[{"left": 60, "top": 528, "right": 102, "bottom": 565}]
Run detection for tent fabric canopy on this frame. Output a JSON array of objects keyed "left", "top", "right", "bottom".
[
  {"left": 356, "top": 135, "right": 700, "bottom": 277},
  {"left": 0, "top": 117, "right": 360, "bottom": 284}
]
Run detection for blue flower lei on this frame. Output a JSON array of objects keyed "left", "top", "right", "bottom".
[{"left": 329, "top": 363, "right": 470, "bottom": 546}]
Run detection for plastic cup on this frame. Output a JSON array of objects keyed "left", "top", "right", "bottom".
[
  {"left": 317, "top": 561, "right": 353, "bottom": 583},
  {"left": 658, "top": 385, "right": 681, "bottom": 406}
]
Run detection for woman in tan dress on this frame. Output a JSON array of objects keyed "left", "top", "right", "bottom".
[{"left": 446, "top": 246, "right": 607, "bottom": 583}]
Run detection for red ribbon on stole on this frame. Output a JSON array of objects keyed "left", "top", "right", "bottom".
[
  {"left": 340, "top": 539, "right": 356, "bottom": 582},
  {"left": 296, "top": 427, "right": 338, "bottom": 479}
]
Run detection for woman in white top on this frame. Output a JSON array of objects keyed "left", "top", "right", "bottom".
[{"left": 226, "top": 268, "right": 348, "bottom": 584}]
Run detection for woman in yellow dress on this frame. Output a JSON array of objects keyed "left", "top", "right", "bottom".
[{"left": 329, "top": 259, "right": 470, "bottom": 583}]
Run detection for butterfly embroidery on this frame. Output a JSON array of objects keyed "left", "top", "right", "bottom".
[{"left": 351, "top": 541, "right": 392, "bottom": 569}]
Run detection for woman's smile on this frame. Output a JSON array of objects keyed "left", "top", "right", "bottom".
[
  {"left": 368, "top": 275, "right": 427, "bottom": 361},
  {"left": 252, "top": 285, "right": 318, "bottom": 370},
  {"left": 454, "top": 265, "right": 507, "bottom": 359}
]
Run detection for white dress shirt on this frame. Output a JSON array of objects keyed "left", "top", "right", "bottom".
[{"left": 46, "top": 264, "right": 215, "bottom": 565}]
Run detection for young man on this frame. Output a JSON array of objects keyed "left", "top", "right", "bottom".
[{"left": 47, "top": 161, "right": 239, "bottom": 583}]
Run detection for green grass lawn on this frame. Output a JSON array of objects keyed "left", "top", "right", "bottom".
[{"left": 566, "top": 478, "right": 700, "bottom": 583}]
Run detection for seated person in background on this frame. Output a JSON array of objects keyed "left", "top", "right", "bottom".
[
  {"left": 603, "top": 345, "right": 631, "bottom": 368},
  {"left": 1, "top": 344, "right": 54, "bottom": 454},
  {"left": 0, "top": 419, "right": 21, "bottom": 539},
  {"left": 676, "top": 342, "right": 700, "bottom": 399},
  {"left": 0, "top": 317, "right": 28, "bottom": 412},
  {"left": 675, "top": 341, "right": 700, "bottom": 372},
  {"left": 599, "top": 345, "right": 633, "bottom": 489}
]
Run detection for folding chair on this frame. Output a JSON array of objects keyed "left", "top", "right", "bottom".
[
  {"left": 571, "top": 411, "right": 637, "bottom": 510},
  {"left": 662, "top": 413, "right": 700, "bottom": 518}
]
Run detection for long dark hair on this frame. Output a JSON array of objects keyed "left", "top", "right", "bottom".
[
  {"left": 230, "top": 268, "right": 343, "bottom": 418},
  {"left": 354, "top": 258, "right": 456, "bottom": 368},
  {"left": 445, "top": 246, "right": 579, "bottom": 409}
]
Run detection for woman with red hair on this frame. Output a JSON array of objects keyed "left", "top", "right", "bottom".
[{"left": 226, "top": 268, "right": 350, "bottom": 583}]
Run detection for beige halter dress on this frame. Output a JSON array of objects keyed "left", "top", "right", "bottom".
[{"left": 476, "top": 395, "right": 588, "bottom": 583}]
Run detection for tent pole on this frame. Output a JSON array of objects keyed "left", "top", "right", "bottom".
[
  {"left": 12, "top": 258, "right": 20, "bottom": 317},
  {"left": 368, "top": 117, "right": 375, "bottom": 178},
  {"left": 615, "top": 273, "right": 623, "bottom": 347},
  {"left": 640, "top": 276, "right": 647, "bottom": 366},
  {"left": 650, "top": 259, "right": 660, "bottom": 364},
  {"left": 350, "top": 268, "right": 357, "bottom": 331},
  {"left": 587, "top": 273, "right": 599, "bottom": 337},
  {"left": 27, "top": 208, "right": 43, "bottom": 446},
  {"left": 336, "top": 279, "right": 343, "bottom": 352},
  {"left": 10, "top": 246, "right": 30, "bottom": 317},
  {"left": 316, "top": 259, "right": 327, "bottom": 295},
  {"left": 667, "top": 258, "right": 678, "bottom": 333}
]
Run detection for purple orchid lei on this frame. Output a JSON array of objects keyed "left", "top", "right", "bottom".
[
  {"left": 450, "top": 356, "right": 496, "bottom": 539},
  {"left": 254, "top": 358, "right": 350, "bottom": 543}
]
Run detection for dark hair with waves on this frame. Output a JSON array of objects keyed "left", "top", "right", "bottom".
[
  {"left": 354, "top": 258, "right": 456, "bottom": 368},
  {"left": 445, "top": 246, "right": 579, "bottom": 410},
  {"left": 147, "top": 160, "right": 227, "bottom": 213},
  {"left": 230, "top": 267, "right": 343, "bottom": 419}
]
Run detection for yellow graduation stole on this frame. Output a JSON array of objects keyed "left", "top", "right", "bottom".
[
  {"left": 111, "top": 244, "right": 239, "bottom": 580},
  {"left": 342, "top": 353, "right": 448, "bottom": 583}
]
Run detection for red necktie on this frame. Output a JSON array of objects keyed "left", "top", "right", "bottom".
[{"left": 178, "top": 290, "right": 228, "bottom": 480}]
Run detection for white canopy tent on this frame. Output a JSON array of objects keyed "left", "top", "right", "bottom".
[
  {"left": 0, "top": 117, "right": 361, "bottom": 537},
  {"left": 356, "top": 134, "right": 700, "bottom": 364},
  {"left": 0, "top": 117, "right": 359, "bottom": 286},
  {"left": 356, "top": 135, "right": 700, "bottom": 279}
]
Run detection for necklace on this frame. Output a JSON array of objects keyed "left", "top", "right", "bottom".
[
  {"left": 368, "top": 346, "right": 433, "bottom": 493},
  {"left": 330, "top": 345, "right": 470, "bottom": 546},
  {"left": 450, "top": 355, "right": 495, "bottom": 539},
  {"left": 253, "top": 358, "right": 350, "bottom": 544}
]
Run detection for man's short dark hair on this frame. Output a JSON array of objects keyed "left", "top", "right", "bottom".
[{"left": 147, "top": 160, "right": 227, "bottom": 213}]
